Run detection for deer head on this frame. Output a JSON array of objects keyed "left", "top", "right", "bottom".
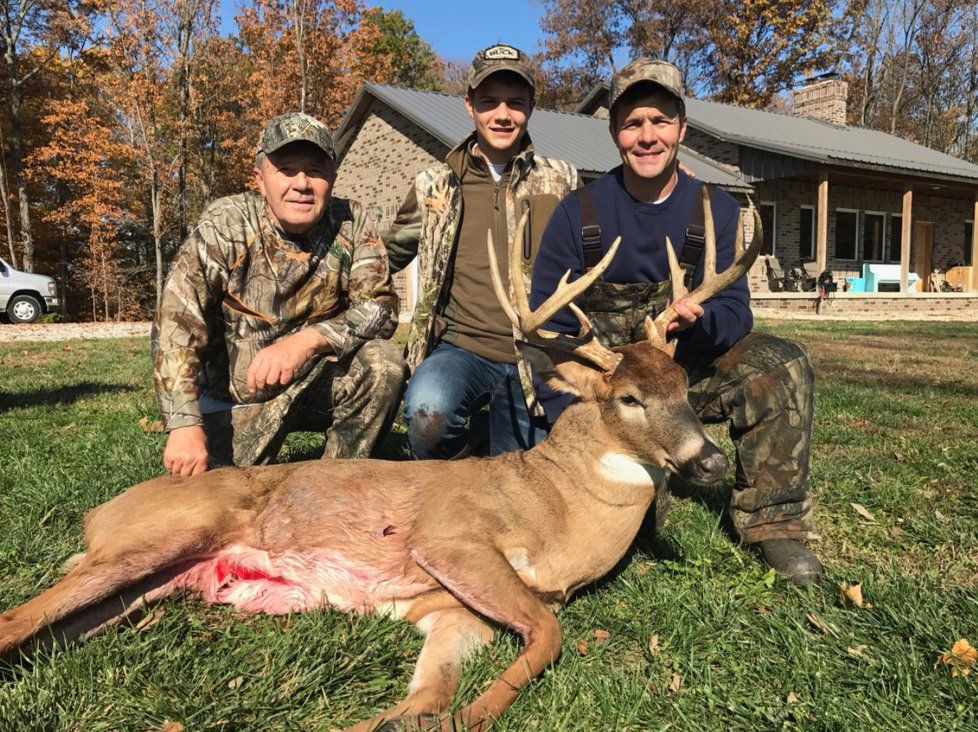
[{"left": 487, "top": 190, "right": 763, "bottom": 483}]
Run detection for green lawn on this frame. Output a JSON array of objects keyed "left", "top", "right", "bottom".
[{"left": 1, "top": 320, "right": 976, "bottom": 731}]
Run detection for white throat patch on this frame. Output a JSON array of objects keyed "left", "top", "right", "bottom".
[{"left": 598, "top": 452, "right": 667, "bottom": 487}]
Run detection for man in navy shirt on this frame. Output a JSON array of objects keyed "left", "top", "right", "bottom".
[{"left": 530, "top": 59, "right": 822, "bottom": 585}]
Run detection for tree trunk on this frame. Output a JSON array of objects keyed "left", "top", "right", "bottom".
[
  {"left": 177, "top": 0, "right": 193, "bottom": 244},
  {"left": 5, "top": 62, "right": 33, "bottom": 271},
  {"left": 292, "top": 0, "right": 308, "bottom": 112},
  {"left": 152, "top": 172, "right": 163, "bottom": 308},
  {"left": 0, "top": 131, "right": 16, "bottom": 268}
]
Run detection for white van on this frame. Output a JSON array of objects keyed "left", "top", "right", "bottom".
[{"left": 0, "top": 256, "right": 58, "bottom": 323}]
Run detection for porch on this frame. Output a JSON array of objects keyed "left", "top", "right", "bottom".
[{"left": 743, "top": 166, "right": 978, "bottom": 299}]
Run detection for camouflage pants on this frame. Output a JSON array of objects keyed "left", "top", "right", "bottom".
[
  {"left": 202, "top": 339, "right": 408, "bottom": 466},
  {"left": 684, "top": 332, "right": 817, "bottom": 544}
]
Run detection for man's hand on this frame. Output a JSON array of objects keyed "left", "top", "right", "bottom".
[
  {"left": 246, "top": 327, "right": 331, "bottom": 393},
  {"left": 666, "top": 300, "right": 704, "bottom": 333},
  {"left": 164, "top": 425, "right": 209, "bottom": 477}
]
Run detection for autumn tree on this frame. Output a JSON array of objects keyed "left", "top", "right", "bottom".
[{"left": 0, "top": 0, "right": 90, "bottom": 271}]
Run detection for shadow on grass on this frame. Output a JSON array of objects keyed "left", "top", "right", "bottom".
[{"left": 0, "top": 382, "right": 137, "bottom": 414}]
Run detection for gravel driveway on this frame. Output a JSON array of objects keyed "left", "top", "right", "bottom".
[{"left": 0, "top": 321, "right": 152, "bottom": 342}]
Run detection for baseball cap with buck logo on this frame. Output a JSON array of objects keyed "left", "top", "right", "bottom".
[
  {"left": 610, "top": 58, "right": 685, "bottom": 111},
  {"left": 258, "top": 112, "right": 336, "bottom": 161},
  {"left": 467, "top": 44, "right": 535, "bottom": 92}
]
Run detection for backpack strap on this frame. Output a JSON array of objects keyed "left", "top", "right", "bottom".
[
  {"left": 573, "top": 186, "right": 604, "bottom": 270},
  {"left": 680, "top": 184, "right": 711, "bottom": 289}
]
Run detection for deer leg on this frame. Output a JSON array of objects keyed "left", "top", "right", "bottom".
[
  {"left": 1, "top": 472, "right": 254, "bottom": 659},
  {"left": 407, "top": 544, "right": 563, "bottom": 732},
  {"left": 345, "top": 607, "right": 495, "bottom": 732}
]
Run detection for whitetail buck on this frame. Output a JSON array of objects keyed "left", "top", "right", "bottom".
[{"left": 1, "top": 191, "right": 761, "bottom": 732}]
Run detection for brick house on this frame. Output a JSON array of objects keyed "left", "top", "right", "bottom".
[
  {"left": 336, "top": 79, "right": 978, "bottom": 320},
  {"left": 577, "top": 76, "right": 978, "bottom": 309}
]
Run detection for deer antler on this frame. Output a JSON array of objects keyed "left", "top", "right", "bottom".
[
  {"left": 487, "top": 212, "right": 623, "bottom": 373},
  {"left": 644, "top": 187, "right": 764, "bottom": 354}
]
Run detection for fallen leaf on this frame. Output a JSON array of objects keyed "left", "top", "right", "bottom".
[
  {"left": 786, "top": 692, "right": 799, "bottom": 704},
  {"left": 594, "top": 629, "right": 610, "bottom": 646},
  {"left": 62, "top": 344, "right": 72, "bottom": 351},
  {"left": 934, "top": 638, "right": 977, "bottom": 677},
  {"left": 893, "top": 450, "right": 905, "bottom": 462},
  {"left": 839, "top": 582, "right": 873, "bottom": 610},
  {"left": 648, "top": 634, "right": 661, "bottom": 655},
  {"left": 139, "top": 416, "right": 164, "bottom": 433},
  {"left": 576, "top": 639, "right": 589, "bottom": 655},
  {"left": 134, "top": 608, "right": 165, "bottom": 633},
  {"left": 806, "top": 611, "right": 832, "bottom": 635},
  {"left": 37, "top": 506, "right": 56, "bottom": 526},
  {"left": 20, "top": 349, "right": 28, "bottom": 356},
  {"left": 754, "top": 604, "right": 772, "bottom": 614},
  {"left": 850, "top": 503, "right": 876, "bottom": 522},
  {"left": 668, "top": 673, "right": 682, "bottom": 694},
  {"left": 160, "top": 723, "right": 184, "bottom": 732},
  {"left": 228, "top": 675, "right": 244, "bottom": 690}
]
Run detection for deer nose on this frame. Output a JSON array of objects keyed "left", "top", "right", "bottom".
[{"left": 679, "top": 441, "right": 729, "bottom": 483}]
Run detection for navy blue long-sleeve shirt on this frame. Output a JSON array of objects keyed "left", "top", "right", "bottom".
[{"left": 529, "top": 166, "right": 752, "bottom": 361}]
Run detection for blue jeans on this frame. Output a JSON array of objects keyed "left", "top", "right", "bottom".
[{"left": 403, "top": 341, "right": 547, "bottom": 459}]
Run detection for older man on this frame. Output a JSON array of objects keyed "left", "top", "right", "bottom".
[
  {"left": 154, "top": 112, "right": 407, "bottom": 476},
  {"left": 530, "top": 60, "right": 822, "bottom": 586}
]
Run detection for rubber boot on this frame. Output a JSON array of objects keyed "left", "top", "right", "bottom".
[{"left": 758, "top": 539, "right": 824, "bottom": 587}]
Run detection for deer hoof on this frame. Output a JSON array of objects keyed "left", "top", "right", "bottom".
[{"left": 376, "top": 712, "right": 440, "bottom": 731}]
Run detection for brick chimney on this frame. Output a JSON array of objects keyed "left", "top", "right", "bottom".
[{"left": 792, "top": 70, "right": 848, "bottom": 125}]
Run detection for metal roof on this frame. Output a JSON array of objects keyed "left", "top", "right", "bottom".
[
  {"left": 335, "top": 83, "right": 752, "bottom": 190},
  {"left": 576, "top": 82, "right": 978, "bottom": 184}
]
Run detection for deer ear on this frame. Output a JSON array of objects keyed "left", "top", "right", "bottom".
[{"left": 517, "top": 341, "right": 609, "bottom": 398}]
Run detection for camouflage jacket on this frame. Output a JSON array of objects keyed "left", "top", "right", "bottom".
[
  {"left": 384, "top": 133, "right": 578, "bottom": 412},
  {"left": 154, "top": 191, "right": 398, "bottom": 432}
]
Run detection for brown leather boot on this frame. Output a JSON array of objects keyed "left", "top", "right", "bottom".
[{"left": 758, "top": 539, "right": 824, "bottom": 587}]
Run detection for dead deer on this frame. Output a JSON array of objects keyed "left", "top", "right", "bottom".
[{"left": 0, "top": 192, "right": 762, "bottom": 732}]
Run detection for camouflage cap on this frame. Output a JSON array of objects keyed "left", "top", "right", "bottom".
[
  {"left": 258, "top": 112, "right": 335, "bottom": 160},
  {"left": 610, "top": 58, "right": 685, "bottom": 110},
  {"left": 467, "top": 44, "right": 535, "bottom": 91}
]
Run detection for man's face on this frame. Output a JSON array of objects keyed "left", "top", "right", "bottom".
[
  {"left": 611, "top": 88, "right": 687, "bottom": 183},
  {"left": 464, "top": 75, "right": 534, "bottom": 160},
  {"left": 254, "top": 142, "right": 335, "bottom": 235}
]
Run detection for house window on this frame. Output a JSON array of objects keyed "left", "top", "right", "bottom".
[
  {"left": 799, "top": 206, "right": 816, "bottom": 261},
  {"left": 887, "top": 214, "right": 902, "bottom": 263},
  {"left": 759, "top": 202, "right": 776, "bottom": 256},
  {"left": 863, "top": 212, "right": 885, "bottom": 262},
  {"left": 966, "top": 221, "right": 974, "bottom": 266},
  {"left": 835, "top": 209, "right": 858, "bottom": 261}
]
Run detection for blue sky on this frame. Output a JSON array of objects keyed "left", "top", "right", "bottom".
[{"left": 218, "top": 1, "right": 548, "bottom": 60}]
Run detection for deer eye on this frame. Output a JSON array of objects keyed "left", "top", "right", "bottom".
[{"left": 618, "top": 394, "right": 641, "bottom": 407}]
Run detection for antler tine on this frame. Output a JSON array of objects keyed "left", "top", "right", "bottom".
[
  {"left": 509, "top": 210, "right": 533, "bottom": 325},
  {"left": 646, "top": 199, "right": 764, "bottom": 350},
  {"left": 701, "top": 186, "right": 716, "bottom": 280},
  {"left": 487, "top": 227, "right": 520, "bottom": 327},
  {"left": 523, "top": 236, "right": 621, "bottom": 333},
  {"left": 664, "top": 235, "right": 687, "bottom": 302}
]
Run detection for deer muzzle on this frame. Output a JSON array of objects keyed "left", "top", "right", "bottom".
[{"left": 677, "top": 440, "right": 729, "bottom": 484}]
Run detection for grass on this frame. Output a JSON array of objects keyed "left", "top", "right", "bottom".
[{"left": 1, "top": 319, "right": 977, "bottom": 731}]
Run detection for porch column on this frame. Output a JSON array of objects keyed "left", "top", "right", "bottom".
[
  {"left": 972, "top": 192, "right": 978, "bottom": 292},
  {"left": 900, "top": 184, "right": 913, "bottom": 293},
  {"left": 816, "top": 172, "right": 828, "bottom": 275}
]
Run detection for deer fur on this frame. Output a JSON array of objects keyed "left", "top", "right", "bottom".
[{"left": 0, "top": 341, "right": 727, "bottom": 731}]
